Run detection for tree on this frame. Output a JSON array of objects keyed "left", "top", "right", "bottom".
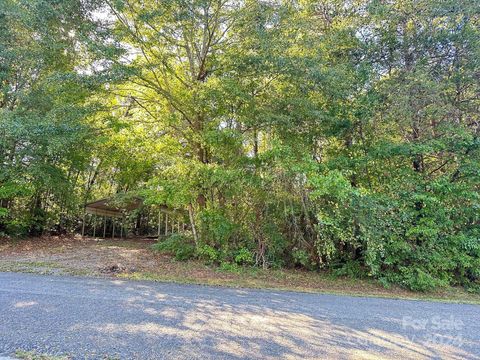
[
  {"left": 0, "top": 0, "right": 105, "bottom": 235},
  {"left": 2, "top": 0, "right": 479, "bottom": 291}
]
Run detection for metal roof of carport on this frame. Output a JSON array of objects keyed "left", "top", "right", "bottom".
[{"left": 85, "top": 198, "right": 142, "bottom": 218}]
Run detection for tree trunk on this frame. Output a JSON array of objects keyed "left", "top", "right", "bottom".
[{"left": 188, "top": 203, "right": 199, "bottom": 246}]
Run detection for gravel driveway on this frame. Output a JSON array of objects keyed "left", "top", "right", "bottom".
[{"left": 0, "top": 272, "right": 479, "bottom": 359}]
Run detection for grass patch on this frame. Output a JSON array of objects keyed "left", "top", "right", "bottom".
[
  {"left": 14, "top": 350, "right": 118, "bottom": 360},
  {"left": 0, "top": 261, "right": 63, "bottom": 273},
  {"left": 15, "top": 349, "right": 70, "bottom": 360},
  {"left": 0, "top": 260, "right": 94, "bottom": 277},
  {"left": 119, "top": 266, "right": 480, "bottom": 305}
]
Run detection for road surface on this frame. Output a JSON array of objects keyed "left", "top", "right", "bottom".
[{"left": 0, "top": 272, "right": 479, "bottom": 359}]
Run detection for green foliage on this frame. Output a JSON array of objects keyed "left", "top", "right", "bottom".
[
  {"left": 0, "top": 0, "right": 105, "bottom": 235},
  {"left": 219, "top": 262, "right": 241, "bottom": 273},
  {"left": 152, "top": 234, "right": 196, "bottom": 261},
  {"left": 333, "top": 261, "right": 365, "bottom": 279},
  {"left": 4, "top": 219, "right": 29, "bottom": 237},
  {"left": 197, "top": 244, "right": 221, "bottom": 264},
  {"left": 292, "top": 249, "right": 313, "bottom": 269},
  {"left": 198, "top": 209, "right": 238, "bottom": 248},
  {"left": 2, "top": 0, "right": 480, "bottom": 292},
  {"left": 234, "top": 248, "right": 255, "bottom": 266}
]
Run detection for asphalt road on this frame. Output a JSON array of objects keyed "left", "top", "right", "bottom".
[{"left": 0, "top": 273, "right": 479, "bottom": 360}]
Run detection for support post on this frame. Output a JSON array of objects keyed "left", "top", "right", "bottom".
[
  {"left": 164, "top": 213, "right": 168, "bottom": 236},
  {"left": 157, "top": 211, "right": 161, "bottom": 240},
  {"left": 112, "top": 217, "right": 115, "bottom": 239},
  {"left": 93, "top": 214, "right": 97, "bottom": 238},
  {"left": 81, "top": 210, "right": 86, "bottom": 238},
  {"left": 120, "top": 216, "right": 124, "bottom": 238},
  {"left": 103, "top": 216, "right": 107, "bottom": 238}
]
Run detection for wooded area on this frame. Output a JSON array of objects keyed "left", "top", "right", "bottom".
[{"left": 1, "top": 0, "right": 479, "bottom": 291}]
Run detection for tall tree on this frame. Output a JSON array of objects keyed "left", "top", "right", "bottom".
[{"left": 0, "top": 0, "right": 106, "bottom": 234}]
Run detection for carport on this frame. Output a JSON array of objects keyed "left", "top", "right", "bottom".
[
  {"left": 81, "top": 198, "right": 140, "bottom": 239},
  {"left": 81, "top": 197, "right": 186, "bottom": 239}
]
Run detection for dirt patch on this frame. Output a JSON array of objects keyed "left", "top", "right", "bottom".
[
  {"left": 0, "top": 236, "right": 238, "bottom": 282},
  {"left": 1, "top": 235, "right": 479, "bottom": 304},
  {"left": 0, "top": 236, "right": 157, "bottom": 276},
  {"left": 100, "top": 263, "right": 134, "bottom": 274}
]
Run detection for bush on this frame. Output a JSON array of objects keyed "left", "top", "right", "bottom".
[
  {"left": 197, "top": 244, "right": 221, "bottom": 264},
  {"left": 292, "top": 248, "right": 311, "bottom": 269},
  {"left": 4, "top": 219, "right": 29, "bottom": 237},
  {"left": 333, "top": 260, "right": 365, "bottom": 278},
  {"left": 152, "top": 234, "right": 196, "bottom": 261},
  {"left": 401, "top": 268, "right": 445, "bottom": 292},
  {"left": 219, "top": 261, "right": 241, "bottom": 273},
  {"left": 198, "top": 209, "right": 237, "bottom": 247},
  {"left": 234, "top": 247, "right": 254, "bottom": 266}
]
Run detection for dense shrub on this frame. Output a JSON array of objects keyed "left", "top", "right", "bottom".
[{"left": 152, "top": 234, "right": 196, "bottom": 261}]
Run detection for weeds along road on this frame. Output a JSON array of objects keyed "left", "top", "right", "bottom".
[{"left": 0, "top": 272, "right": 479, "bottom": 359}]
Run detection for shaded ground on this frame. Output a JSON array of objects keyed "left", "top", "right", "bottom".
[
  {"left": 0, "top": 236, "right": 479, "bottom": 304},
  {"left": 0, "top": 272, "right": 479, "bottom": 360}
]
